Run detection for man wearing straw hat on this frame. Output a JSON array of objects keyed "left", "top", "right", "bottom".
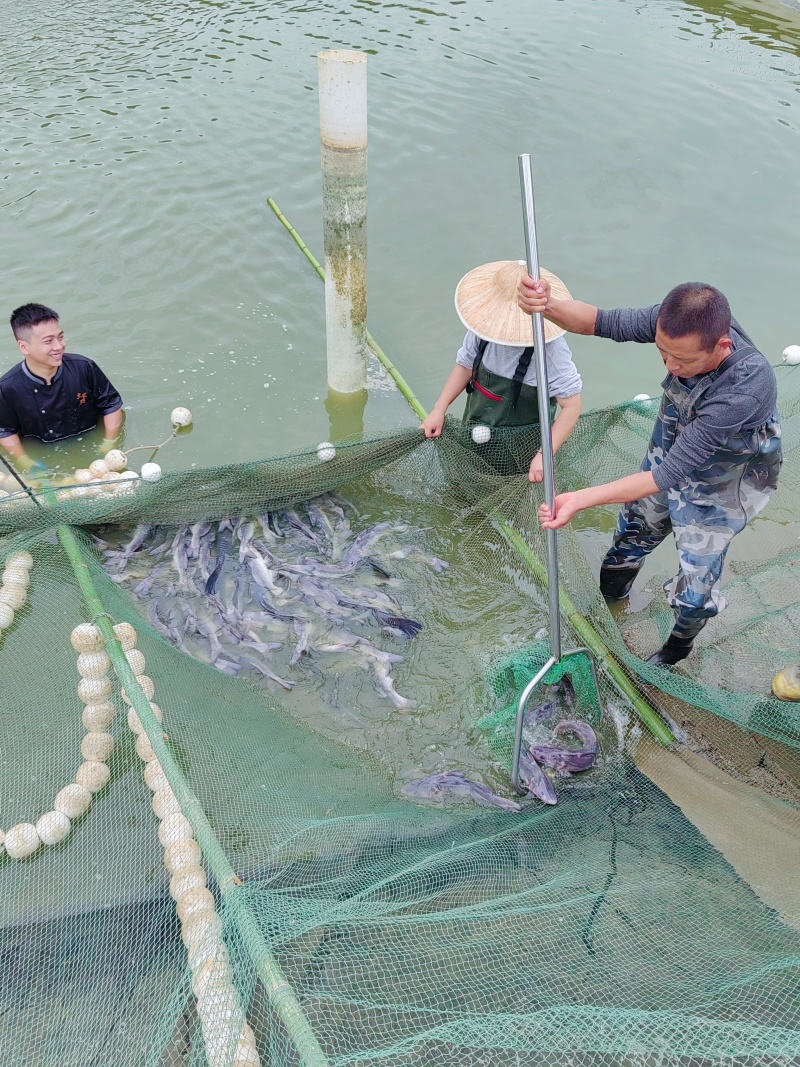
[
  {"left": 420, "top": 260, "right": 582, "bottom": 483},
  {"left": 517, "top": 275, "right": 781, "bottom": 666}
]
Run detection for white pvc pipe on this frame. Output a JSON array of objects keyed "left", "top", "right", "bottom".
[
  {"left": 318, "top": 50, "right": 368, "bottom": 394},
  {"left": 319, "top": 50, "right": 367, "bottom": 150}
]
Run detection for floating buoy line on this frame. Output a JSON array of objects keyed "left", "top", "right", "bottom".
[
  {"left": 0, "top": 613, "right": 130, "bottom": 860},
  {"left": 124, "top": 635, "right": 261, "bottom": 1067},
  {"left": 0, "top": 600, "right": 262, "bottom": 1066},
  {"left": 0, "top": 405, "right": 195, "bottom": 505}
]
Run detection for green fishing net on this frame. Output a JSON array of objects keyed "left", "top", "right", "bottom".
[{"left": 0, "top": 373, "right": 798, "bottom": 1066}]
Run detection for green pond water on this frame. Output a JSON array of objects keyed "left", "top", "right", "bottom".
[{"left": 3, "top": 0, "right": 800, "bottom": 472}]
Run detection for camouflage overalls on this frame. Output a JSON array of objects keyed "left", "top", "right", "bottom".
[{"left": 602, "top": 345, "right": 782, "bottom": 640}]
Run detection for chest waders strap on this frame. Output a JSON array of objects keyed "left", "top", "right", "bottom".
[{"left": 465, "top": 340, "right": 536, "bottom": 409}]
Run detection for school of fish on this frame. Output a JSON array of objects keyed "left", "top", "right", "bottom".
[
  {"left": 101, "top": 502, "right": 599, "bottom": 812},
  {"left": 99, "top": 495, "right": 448, "bottom": 707}
]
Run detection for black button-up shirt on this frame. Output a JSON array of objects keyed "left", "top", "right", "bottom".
[{"left": 0, "top": 353, "right": 123, "bottom": 443}]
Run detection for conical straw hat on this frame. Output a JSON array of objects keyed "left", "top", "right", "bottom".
[{"left": 455, "top": 260, "right": 572, "bottom": 346}]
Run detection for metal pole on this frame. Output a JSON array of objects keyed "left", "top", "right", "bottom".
[{"left": 518, "top": 153, "right": 561, "bottom": 661}]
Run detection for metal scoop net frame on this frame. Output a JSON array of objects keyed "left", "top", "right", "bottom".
[{"left": 510, "top": 154, "right": 605, "bottom": 794}]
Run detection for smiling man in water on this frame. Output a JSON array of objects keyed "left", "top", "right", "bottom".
[
  {"left": 0, "top": 303, "right": 124, "bottom": 473},
  {"left": 517, "top": 277, "right": 781, "bottom": 666}
]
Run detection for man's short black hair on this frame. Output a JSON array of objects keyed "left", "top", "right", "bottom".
[
  {"left": 10, "top": 303, "right": 60, "bottom": 340},
  {"left": 656, "top": 283, "right": 731, "bottom": 354}
]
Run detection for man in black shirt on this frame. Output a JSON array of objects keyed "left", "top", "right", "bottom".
[{"left": 0, "top": 303, "right": 123, "bottom": 472}]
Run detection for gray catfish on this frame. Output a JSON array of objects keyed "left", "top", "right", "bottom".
[
  {"left": 306, "top": 502, "right": 337, "bottom": 557},
  {"left": 237, "top": 521, "right": 256, "bottom": 562},
  {"left": 518, "top": 748, "right": 558, "bottom": 805},
  {"left": 401, "top": 771, "right": 521, "bottom": 812},
  {"left": 289, "top": 618, "right": 310, "bottom": 665},
  {"left": 523, "top": 699, "right": 556, "bottom": 731},
  {"left": 306, "top": 522, "right": 407, "bottom": 577},
  {"left": 246, "top": 550, "right": 283, "bottom": 596},
  {"left": 282, "top": 508, "right": 321, "bottom": 547},
  {"left": 370, "top": 659, "right": 416, "bottom": 709},
  {"left": 545, "top": 675, "right": 577, "bottom": 711},
  {"left": 114, "top": 523, "right": 156, "bottom": 572},
  {"left": 388, "top": 546, "right": 449, "bottom": 574},
  {"left": 189, "top": 522, "right": 212, "bottom": 559},
  {"left": 205, "top": 520, "right": 233, "bottom": 595},
  {"left": 530, "top": 720, "right": 598, "bottom": 773},
  {"left": 240, "top": 655, "right": 294, "bottom": 691}
]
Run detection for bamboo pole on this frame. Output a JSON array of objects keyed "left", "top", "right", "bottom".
[
  {"left": 267, "top": 199, "right": 674, "bottom": 746},
  {"left": 54, "top": 520, "right": 330, "bottom": 1067}
]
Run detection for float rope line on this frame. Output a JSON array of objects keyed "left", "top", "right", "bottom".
[
  {"left": 267, "top": 196, "right": 674, "bottom": 746},
  {"left": 54, "top": 517, "right": 331, "bottom": 1067}
]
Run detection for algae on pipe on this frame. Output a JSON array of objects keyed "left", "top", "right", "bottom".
[{"left": 318, "top": 50, "right": 368, "bottom": 394}]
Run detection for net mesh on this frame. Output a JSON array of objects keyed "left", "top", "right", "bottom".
[{"left": 1, "top": 371, "right": 799, "bottom": 1066}]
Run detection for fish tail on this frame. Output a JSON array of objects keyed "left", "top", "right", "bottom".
[{"left": 204, "top": 567, "right": 221, "bottom": 595}]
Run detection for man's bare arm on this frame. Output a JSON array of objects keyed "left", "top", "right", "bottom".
[
  {"left": 0, "top": 433, "right": 36, "bottom": 471},
  {"left": 420, "top": 364, "right": 473, "bottom": 438},
  {"left": 538, "top": 471, "right": 659, "bottom": 529},
  {"left": 103, "top": 409, "right": 123, "bottom": 440}
]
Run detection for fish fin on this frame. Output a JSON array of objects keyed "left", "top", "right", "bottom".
[
  {"left": 372, "top": 611, "right": 422, "bottom": 637},
  {"left": 362, "top": 557, "right": 392, "bottom": 579}
]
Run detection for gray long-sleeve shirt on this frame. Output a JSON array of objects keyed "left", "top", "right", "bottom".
[
  {"left": 455, "top": 331, "right": 582, "bottom": 398},
  {"left": 595, "top": 305, "right": 778, "bottom": 491}
]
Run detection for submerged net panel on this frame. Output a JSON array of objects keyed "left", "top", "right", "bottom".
[{"left": 1, "top": 375, "right": 799, "bottom": 1066}]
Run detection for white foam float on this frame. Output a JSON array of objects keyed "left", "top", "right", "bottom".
[
  {"left": 4, "top": 823, "right": 41, "bottom": 859},
  {"left": 82, "top": 702, "right": 117, "bottom": 731},
  {"left": 88, "top": 458, "right": 109, "bottom": 479},
  {"left": 171, "top": 406, "right": 193, "bottom": 427},
  {"left": 54, "top": 784, "right": 92, "bottom": 819},
  {"left": 104, "top": 449, "right": 127, "bottom": 472},
  {"left": 121, "top": 675, "right": 155, "bottom": 703},
  {"left": 113, "top": 621, "right": 137, "bottom": 651},
  {"left": 164, "top": 839, "right": 202, "bottom": 875},
  {"left": 71, "top": 623, "right": 105, "bottom": 654},
  {"left": 152, "top": 788, "right": 181, "bottom": 821},
  {"left": 125, "top": 649, "right": 146, "bottom": 675},
  {"left": 77, "top": 676, "right": 113, "bottom": 704},
  {"left": 75, "top": 761, "right": 111, "bottom": 793},
  {"left": 140, "top": 462, "right": 162, "bottom": 482},
  {"left": 170, "top": 864, "right": 208, "bottom": 901},
  {"left": 36, "top": 810, "right": 71, "bottom": 846},
  {"left": 81, "top": 732, "right": 114, "bottom": 762},
  {"left": 77, "top": 650, "right": 111, "bottom": 679}
]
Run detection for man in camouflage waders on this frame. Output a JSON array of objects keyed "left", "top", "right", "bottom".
[{"left": 517, "top": 278, "right": 781, "bottom": 666}]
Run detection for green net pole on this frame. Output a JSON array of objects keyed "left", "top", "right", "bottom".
[
  {"left": 54, "top": 521, "right": 330, "bottom": 1067},
  {"left": 267, "top": 197, "right": 427, "bottom": 421},
  {"left": 268, "top": 199, "right": 674, "bottom": 747}
]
